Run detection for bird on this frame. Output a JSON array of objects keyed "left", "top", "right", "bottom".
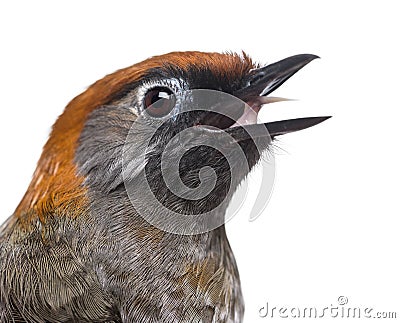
[{"left": 0, "top": 51, "right": 330, "bottom": 322}]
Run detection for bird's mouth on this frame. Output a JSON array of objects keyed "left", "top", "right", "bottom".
[{"left": 199, "top": 54, "right": 331, "bottom": 141}]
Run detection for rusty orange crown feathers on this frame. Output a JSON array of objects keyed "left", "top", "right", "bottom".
[{"left": 15, "top": 51, "right": 256, "bottom": 224}]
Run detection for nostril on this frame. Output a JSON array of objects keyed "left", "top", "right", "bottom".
[{"left": 247, "top": 71, "right": 266, "bottom": 87}]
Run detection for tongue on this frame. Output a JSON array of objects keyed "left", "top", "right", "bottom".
[
  {"left": 229, "top": 97, "right": 291, "bottom": 128},
  {"left": 229, "top": 105, "right": 259, "bottom": 128}
]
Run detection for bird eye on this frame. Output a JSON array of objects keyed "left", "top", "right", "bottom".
[{"left": 143, "top": 87, "right": 176, "bottom": 117}]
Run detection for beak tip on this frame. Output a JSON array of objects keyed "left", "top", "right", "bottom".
[
  {"left": 309, "top": 54, "right": 320, "bottom": 60},
  {"left": 299, "top": 53, "right": 320, "bottom": 64},
  {"left": 266, "top": 116, "right": 332, "bottom": 137}
]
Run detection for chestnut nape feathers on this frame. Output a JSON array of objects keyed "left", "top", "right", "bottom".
[{"left": 0, "top": 51, "right": 330, "bottom": 323}]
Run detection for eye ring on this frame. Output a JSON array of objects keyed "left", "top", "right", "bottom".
[{"left": 143, "top": 87, "right": 176, "bottom": 117}]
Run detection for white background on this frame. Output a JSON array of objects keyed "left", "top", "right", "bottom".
[{"left": 0, "top": 1, "right": 399, "bottom": 321}]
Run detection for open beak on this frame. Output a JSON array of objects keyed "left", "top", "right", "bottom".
[{"left": 230, "top": 54, "right": 331, "bottom": 140}]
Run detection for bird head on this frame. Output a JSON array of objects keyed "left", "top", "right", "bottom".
[
  {"left": 4, "top": 51, "right": 330, "bottom": 323},
  {"left": 14, "top": 51, "right": 329, "bottom": 233}
]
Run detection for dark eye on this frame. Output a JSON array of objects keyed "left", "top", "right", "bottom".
[{"left": 143, "top": 87, "right": 176, "bottom": 117}]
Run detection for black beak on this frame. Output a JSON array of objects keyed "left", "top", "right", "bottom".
[
  {"left": 230, "top": 54, "right": 331, "bottom": 139},
  {"left": 236, "top": 54, "right": 320, "bottom": 101},
  {"left": 225, "top": 116, "right": 331, "bottom": 142}
]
